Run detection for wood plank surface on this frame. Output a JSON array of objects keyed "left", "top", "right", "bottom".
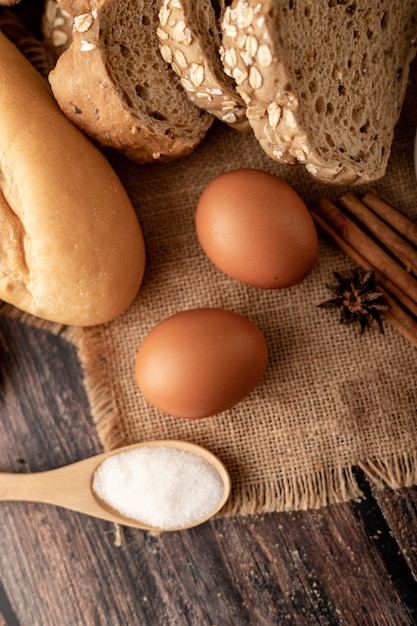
[
  {"left": 1, "top": 316, "right": 417, "bottom": 626},
  {"left": 1, "top": 2, "right": 417, "bottom": 625}
]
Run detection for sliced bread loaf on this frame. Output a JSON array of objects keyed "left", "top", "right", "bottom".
[
  {"left": 157, "top": 0, "right": 249, "bottom": 131},
  {"left": 48, "top": 0, "right": 213, "bottom": 164},
  {"left": 220, "top": 0, "right": 417, "bottom": 184}
]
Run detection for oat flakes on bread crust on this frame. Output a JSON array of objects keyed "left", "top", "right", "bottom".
[
  {"left": 220, "top": 0, "right": 417, "bottom": 185},
  {"left": 48, "top": 0, "right": 213, "bottom": 164},
  {"left": 42, "top": 0, "right": 73, "bottom": 60},
  {"left": 157, "top": 0, "right": 249, "bottom": 131}
]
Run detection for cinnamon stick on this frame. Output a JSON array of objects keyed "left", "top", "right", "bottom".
[
  {"left": 311, "top": 210, "right": 417, "bottom": 348},
  {"left": 311, "top": 210, "right": 417, "bottom": 318},
  {"left": 362, "top": 190, "right": 417, "bottom": 248},
  {"left": 339, "top": 192, "right": 417, "bottom": 276},
  {"left": 315, "top": 198, "right": 417, "bottom": 307},
  {"left": 380, "top": 293, "right": 417, "bottom": 349}
]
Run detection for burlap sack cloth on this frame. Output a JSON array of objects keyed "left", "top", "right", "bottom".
[{"left": 2, "top": 13, "right": 417, "bottom": 516}]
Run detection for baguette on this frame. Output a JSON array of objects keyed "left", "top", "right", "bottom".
[
  {"left": 48, "top": 0, "right": 214, "bottom": 164},
  {"left": 220, "top": 0, "right": 417, "bottom": 184},
  {"left": 0, "top": 31, "right": 145, "bottom": 326}
]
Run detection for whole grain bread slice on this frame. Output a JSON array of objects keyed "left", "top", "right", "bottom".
[
  {"left": 157, "top": 0, "right": 249, "bottom": 132},
  {"left": 48, "top": 0, "right": 213, "bottom": 164},
  {"left": 220, "top": 0, "right": 417, "bottom": 185}
]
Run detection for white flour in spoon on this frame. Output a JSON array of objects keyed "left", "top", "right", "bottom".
[{"left": 92, "top": 446, "right": 226, "bottom": 529}]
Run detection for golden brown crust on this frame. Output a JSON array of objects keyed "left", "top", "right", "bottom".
[{"left": 0, "top": 32, "right": 146, "bottom": 326}]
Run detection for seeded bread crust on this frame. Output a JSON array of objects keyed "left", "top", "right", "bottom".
[
  {"left": 157, "top": 0, "right": 249, "bottom": 131},
  {"left": 48, "top": 0, "right": 213, "bottom": 164},
  {"left": 42, "top": 0, "right": 73, "bottom": 60},
  {"left": 220, "top": 0, "right": 417, "bottom": 185}
]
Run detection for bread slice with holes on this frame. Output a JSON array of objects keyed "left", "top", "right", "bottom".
[
  {"left": 48, "top": 0, "right": 213, "bottom": 164},
  {"left": 157, "top": 0, "right": 249, "bottom": 131},
  {"left": 220, "top": 0, "right": 417, "bottom": 185}
]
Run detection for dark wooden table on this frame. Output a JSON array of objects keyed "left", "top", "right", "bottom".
[
  {"left": 0, "top": 315, "right": 417, "bottom": 626},
  {"left": 1, "top": 2, "right": 417, "bottom": 623}
]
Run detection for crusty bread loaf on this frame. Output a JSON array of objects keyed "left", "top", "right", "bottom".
[
  {"left": 157, "top": 0, "right": 249, "bottom": 132},
  {"left": 0, "top": 31, "right": 145, "bottom": 326},
  {"left": 220, "top": 0, "right": 417, "bottom": 185},
  {"left": 48, "top": 0, "right": 214, "bottom": 164}
]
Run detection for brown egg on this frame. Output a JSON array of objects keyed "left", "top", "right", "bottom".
[
  {"left": 134, "top": 307, "right": 268, "bottom": 419},
  {"left": 196, "top": 168, "right": 318, "bottom": 289}
]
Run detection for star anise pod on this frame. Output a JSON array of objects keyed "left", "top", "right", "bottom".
[{"left": 318, "top": 267, "right": 391, "bottom": 334}]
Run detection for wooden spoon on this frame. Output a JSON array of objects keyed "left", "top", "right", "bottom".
[{"left": 0, "top": 440, "right": 231, "bottom": 531}]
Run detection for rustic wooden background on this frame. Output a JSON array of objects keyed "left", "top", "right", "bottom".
[
  {"left": 0, "top": 315, "right": 416, "bottom": 625},
  {"left": 1, "top": 1, "right": 417, "bottom": 624}
]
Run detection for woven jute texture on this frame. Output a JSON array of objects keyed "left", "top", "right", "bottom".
[
  {"left": 69, "top": 59, "right": 417, "bottom": 516},
  {"left": 2, "top": 10, "right": 417, "bottom": 515}
]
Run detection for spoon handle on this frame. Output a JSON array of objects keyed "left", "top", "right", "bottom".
[
  {"left": 0, "top": 455, "right": 119, "bottom": 524},
  {"left": 0, "top": 471, "right": 54, "bottom": 502},
  {"left": 0, "top": 464, "right": 89, "bottom": 506}
]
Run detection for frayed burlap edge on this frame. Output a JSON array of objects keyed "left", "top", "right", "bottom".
[
  {"left": 0, "top": 302, "right": 73, "bottom": 340},
  {"left": 70, "top": 323, "right": 417, "bottom": 516},
  {"left": 221, "top": 466, "right": 363, "bottom": 517},
  {"left": 0, "top": 303, "right": 125, "bottom": 448},
  {"left": 3, "top": 304, "right": 417, "bottom": 516},
  {"left": 74, "top": 324, "right": 130, "bottom": 451},
  {"left": 358, "top": 451, "right": 417, "bottom": 491}
]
